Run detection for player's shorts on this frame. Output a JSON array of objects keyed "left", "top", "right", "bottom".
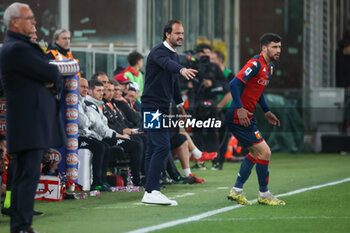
[
  {"left": 225, "top": 112, "right": 264, "bottom": 148},
  {"left": 170, "top": 133, "right": 187, "bottom": 150}
]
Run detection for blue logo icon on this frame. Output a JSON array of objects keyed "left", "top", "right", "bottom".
[{"left": 143, "top": 110, "right": 162, "bottom": 129}]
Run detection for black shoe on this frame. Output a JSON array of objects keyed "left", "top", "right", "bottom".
[
  {"left": 33, "top": 210, "right": 43, "bottom": 216},
  {"left": 191, "top": 163, "right": 206, "bottom": 170},
  {"left": 178, "top": 176, "right": 196, "bottom": 184},
  {"left": 211, "top": 163, "right": 223, "bottom": 170},
  {"left": 160, "top": 176, "right": 176, "bottom": 185}
]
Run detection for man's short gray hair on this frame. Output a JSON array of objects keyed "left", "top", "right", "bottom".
[
  {"left": 53, "top": 29, "right": 71, "bottom": 42},
  {"left": 3, "top": 2, "right": 30, "bottom": 28}
]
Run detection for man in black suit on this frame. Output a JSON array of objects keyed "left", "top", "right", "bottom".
[{"left": 0, "top": 2, "right": 65, "bottom": 233}]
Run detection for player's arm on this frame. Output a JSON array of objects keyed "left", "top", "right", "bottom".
[
  {"left": 229, "top": 78, "right": 252, "bottom": 127},
  {"left": 258, "top": 93, "right": 270, "bottom": 113},
  {"left": 259, "top": 94, "right": 280, "bottom": 127},
  {"left": 229, "top": 61, "right": 260, "bottom": 126}
]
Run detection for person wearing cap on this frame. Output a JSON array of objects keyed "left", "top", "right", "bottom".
[{"left": 114, "top": 72, "right": 131, "bottom": 96}]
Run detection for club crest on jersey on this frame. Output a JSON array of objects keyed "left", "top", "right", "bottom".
[{"left": 244, "top": 67, "right": 252, "bottom": 76}]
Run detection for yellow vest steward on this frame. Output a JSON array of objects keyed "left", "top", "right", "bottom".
[{"left": 46, "top": 50, "right": 81, "bottom": 78}]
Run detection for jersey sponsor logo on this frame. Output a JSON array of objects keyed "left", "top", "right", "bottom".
[
  {"left": 244, "top": 67, "right": 252, "bottom": 76},
  {"left": 255, "top": 131, "right": 262, "bottom": 140},
  {"left": 66, "top": 168, "right": 78, "bottom": 180},
  {"left": 66, "top": 123, "right": 78, "bottom": 135},
  {"left": 65, "top": 78, "right": 78, "bottom": 91},
  {"left": 65, "top": 94, "right": 78, "bottom": 105},
  {"left": 66, "top": 108, "right": 78, "bottom": 120},
  {"left": 66, "top": 153, "right": 78, "bottom": 165},
  {"left": 67, "top": 138, "right": 78, "bottom": 150},
  {"left": 257, "top": 78, "right": 268, "bottom": 86}
]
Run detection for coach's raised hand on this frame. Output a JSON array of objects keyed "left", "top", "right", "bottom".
[{"left": 180, "top": 68, "right": 198, "bottom": 80}]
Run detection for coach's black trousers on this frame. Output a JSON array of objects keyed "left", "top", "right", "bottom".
[{"left": 10, "top": 149, "right": 44, "bottom": 232}]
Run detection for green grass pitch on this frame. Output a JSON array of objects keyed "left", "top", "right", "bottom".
[{"left": 1, "top": 153, "right": 349, "bottom": 233}]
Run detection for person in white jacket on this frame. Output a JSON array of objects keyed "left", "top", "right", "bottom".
[
  {"left": 78, "top": 78, "right": 112, "bottom": 191},
  {"left": 84, "top": 79, "right": 142, "bottom": 185}
]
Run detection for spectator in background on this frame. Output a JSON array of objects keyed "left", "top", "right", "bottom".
[
  {"left": 210, "top": 50, "right": 234, "bottom": 170},
  {"left": 188, "top": 44, "right": 227, "bottom": 170},
  {"left": 41, "top": 149, "right": 59, "bottom": 176},
  {"left": 112, "top": 81, "right": 142, "bottom": 130},
  {"left": 102, "top": 81, "right": 147, "bottom": 185},
  {"left": 125, "top": 86, "right": 139, "bottom": 111},
  {"left": 85, "top": 80, "right": 142, "bottom": 185},
  {"left": 210, "top": 50, "right": 234, "bottom": 110},
  {"left": 46, "top": 28, "right": 81, "bottom": 77},
  {"left": 128, "top": 82, "right": 141, "bottom": 111},
  {"left": 120, "top": 51, "right": 144, "bottom": 102},
  {"left": 1, "top": 3, "right": 64, "bottom": 232},
  {"left": 78, "top": 78, "right": 111, "bottom": 191},
  {"left": 91, "top": 71, "right": 109, "bottom": 86},
  {"left": 114, "top": 73, "right": 131, "bottom": 97}
]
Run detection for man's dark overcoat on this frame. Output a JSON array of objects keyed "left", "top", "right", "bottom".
[{"left": 0, "top": 30, "right": 65, "bottom": 154}]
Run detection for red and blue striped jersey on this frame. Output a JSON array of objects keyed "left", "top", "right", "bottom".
[{"left": 232, "top": 53, "right": 274, "bottom": 123}]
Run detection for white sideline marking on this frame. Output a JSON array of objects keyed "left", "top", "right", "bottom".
[
  {"left": 202, "top": 216, "right": 350, "bottom": 221},
  {"left": 169, "top": 193, "right": 195, "bottom": 199},
  {"left": 126, "top": 177, "right": 350, "bottom": 233},
  {"left": 216, "top": 187, "right": 229, "bottom": 190}
]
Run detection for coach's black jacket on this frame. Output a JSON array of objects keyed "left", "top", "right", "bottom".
[{"left": 0, "top": 30, "right": 65, "bottom": 153}]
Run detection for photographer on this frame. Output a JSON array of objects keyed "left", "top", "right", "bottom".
[{"left": 187, "top": 44, "right": 229, "bottom": 160}]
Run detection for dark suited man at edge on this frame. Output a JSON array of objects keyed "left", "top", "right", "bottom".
[{"left": 0, "top": 2, "right": 65, "bottom": 233}]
